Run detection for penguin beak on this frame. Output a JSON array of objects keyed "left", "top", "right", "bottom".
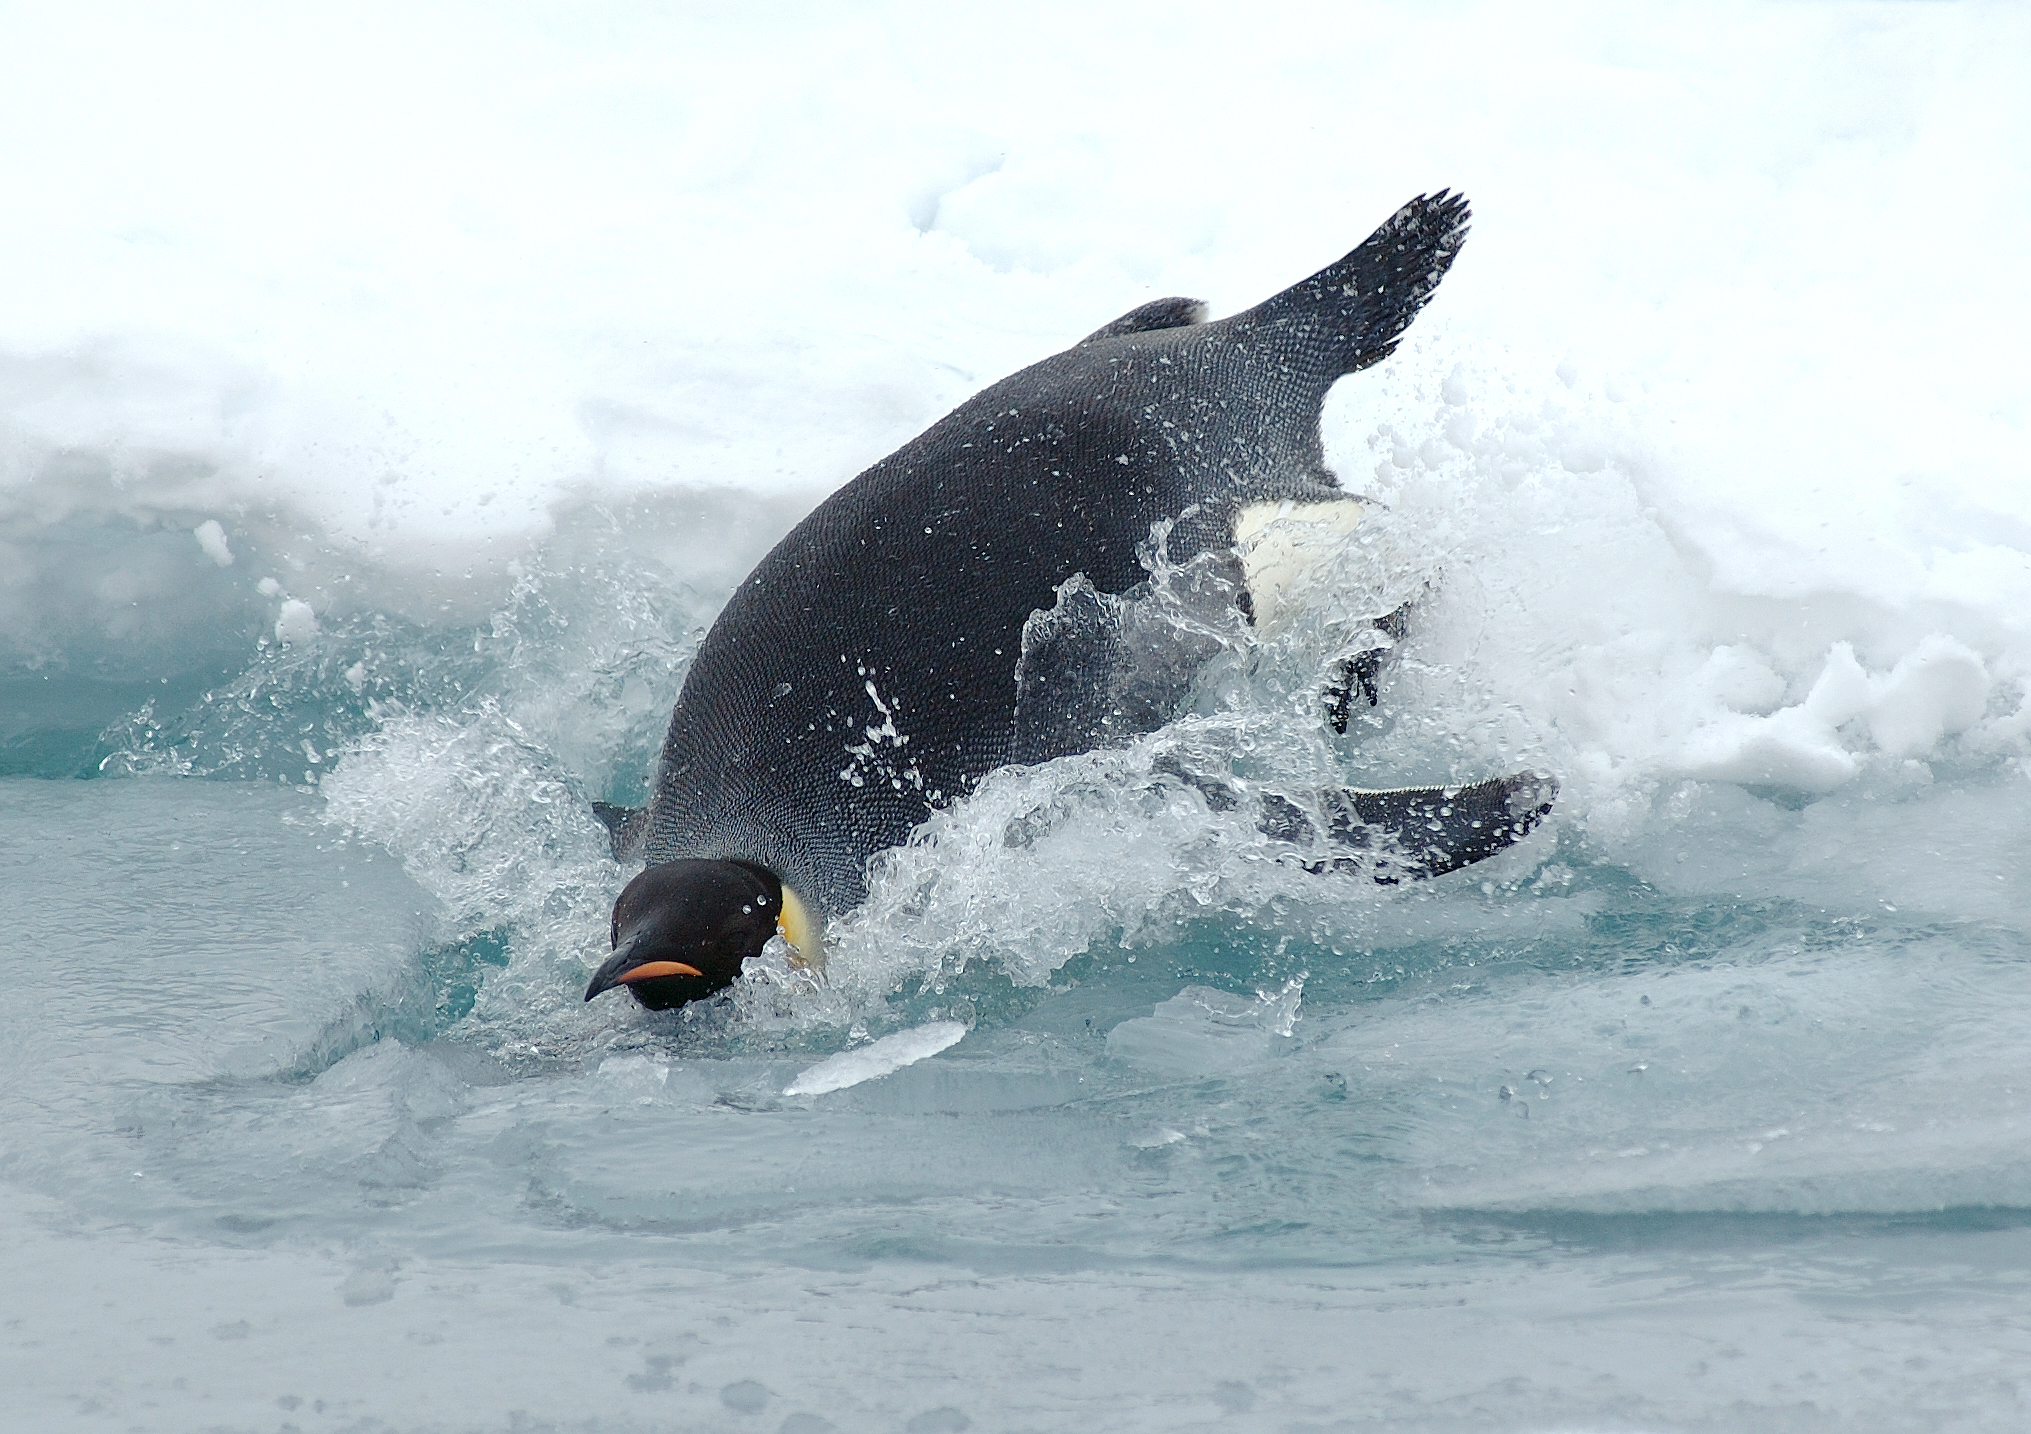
[{"left": 583, "top": 939, "right": 703, "bottom": 1002}]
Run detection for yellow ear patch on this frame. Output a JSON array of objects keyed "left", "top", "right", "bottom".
[{"left": 775, "top": 883, "right": 824, "bottom": 970}]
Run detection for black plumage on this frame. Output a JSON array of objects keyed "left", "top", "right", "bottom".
[{"left": 636, "top": 193, "right": 1490, "bottom": 915}]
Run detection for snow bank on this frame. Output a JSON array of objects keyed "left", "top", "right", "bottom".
[{"left": 4, "top": 1, "right": 2028, "bottom": 838}]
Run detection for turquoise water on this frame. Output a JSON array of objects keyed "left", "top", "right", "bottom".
[{"left": 9, "top": 537, "right": 2031, "bottom": 1432}]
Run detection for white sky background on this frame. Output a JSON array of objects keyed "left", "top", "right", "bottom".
[{"left": 0, "top": 1, "right": 2025, "bottom": 598}]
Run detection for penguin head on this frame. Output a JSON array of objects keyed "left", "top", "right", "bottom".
[{"left": 584, "top": 859, "right": 785, "bottom": 1010}]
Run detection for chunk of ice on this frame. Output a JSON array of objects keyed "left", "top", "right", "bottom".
[
  {"left": 783, "top": 1021, "right": 967, "bottom": 1096},
  {"left": 192, "top": 519, "right": 233, "bottom": 567}
]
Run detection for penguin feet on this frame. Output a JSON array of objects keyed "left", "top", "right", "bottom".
[
  {"left": 1262, "top": 771, "right": 1558, "bottom": 881},
  {"left": 1150, "top": 752, "right": 1555, "bottom": 881},
  {"left": 1324, "top": 602, "right": 1414, "bottom": 735}
]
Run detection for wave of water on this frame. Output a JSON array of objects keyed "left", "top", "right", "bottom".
[{"left": 17, "top": 364, "right": 2030, "bottom": 1230}]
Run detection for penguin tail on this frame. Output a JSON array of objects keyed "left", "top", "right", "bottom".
[{"left": 1241, "top": 190, "right": 1471, "bottom": 381}]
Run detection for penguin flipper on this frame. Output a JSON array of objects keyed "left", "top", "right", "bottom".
[
  {"left": 1241, "top": 190, "right": 1471, "bottom": 380},
  {"left": 1079, "top": 296, "right": 1209, "bottom": 347},
  {"left": 1261, "top": 770, "right": 1557, "bottom": 881},
  {"left": 591, "top": 801, "right": 649, "bottom": 863},
  {"left": 1013, "top": 558, "right": 1248, "bottom": 767},
  {"left": 1012, "top": 576, "right": 1126, "bottom": 766}
]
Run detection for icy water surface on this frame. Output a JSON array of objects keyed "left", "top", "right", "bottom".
[
  {"left": 10, "top": 511, "right": 2031, "bottom": 1432},
  {"left": 14, "top": 756, "right": 2031, "bottom": 1432},
  {"left": 7, "top": 4, "right": 2031, "bottom": 1428}
]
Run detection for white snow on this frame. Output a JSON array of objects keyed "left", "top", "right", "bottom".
[
  {"left": 191, "top": 518, "right": 233, "bottom": 567},
  {"left": 273, "top": 597, "right": 319, "bottom": 645}
]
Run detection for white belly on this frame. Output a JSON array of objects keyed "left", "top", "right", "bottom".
[{"left": 1232, "top": 499, "right": 1365, "bottom": 633}]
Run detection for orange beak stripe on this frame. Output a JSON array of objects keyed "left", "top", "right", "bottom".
[{"left": 615, "top": 960, "right": 705, "bottom": 983}]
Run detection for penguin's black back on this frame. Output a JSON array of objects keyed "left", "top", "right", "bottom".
[{"left": 642, "top": 193, "right": 1471, "bottom": 912}]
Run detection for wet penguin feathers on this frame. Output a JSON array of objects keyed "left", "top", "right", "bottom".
[
  {"left": 587, "top": 192, "right": 1553, "bottom": 1011},
  {"left": 640, "top": 192, "right": 1477, "bottom": 905}
]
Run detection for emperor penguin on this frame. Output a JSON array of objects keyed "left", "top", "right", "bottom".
[{"left": 585, "top": 191, "right": 1555, "bottom": 1010}]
